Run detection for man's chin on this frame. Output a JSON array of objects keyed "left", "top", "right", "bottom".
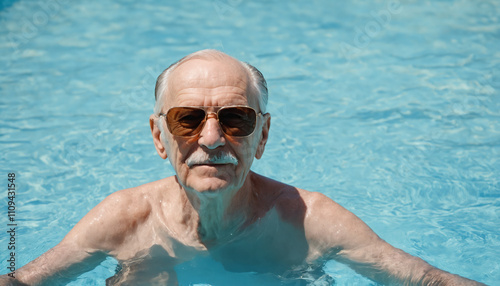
[{"left": 186, "top": 176, "right": 235, "bottom": 195}]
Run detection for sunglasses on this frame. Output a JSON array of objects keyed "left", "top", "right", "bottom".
[{"left": 160, "top": 106, "right": 261, "bottom": 137}]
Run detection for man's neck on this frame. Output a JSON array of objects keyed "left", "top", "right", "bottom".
[{"left": 180, "top": 173, "right": 257, "bottom": 247}]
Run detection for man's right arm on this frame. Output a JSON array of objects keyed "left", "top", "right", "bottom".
[
  {"left": 1, "top": 241, "right": 106, "bottom": 285},
  {"left": 1, "top": 189, "right": 147, "bottom": 285}
]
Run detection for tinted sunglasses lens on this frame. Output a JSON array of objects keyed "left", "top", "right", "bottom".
[
  {"left": 166, "top": 107, "right": 206, "bottom": 136},
  {"left": 218, "top": 107, "right": 257, "bottom": 137}
]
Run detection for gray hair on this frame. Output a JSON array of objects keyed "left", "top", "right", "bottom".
[{"left": 153, "top": 49, "right": 268, "bottom": 115}]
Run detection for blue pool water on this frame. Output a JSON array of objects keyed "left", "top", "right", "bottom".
[{"left": 1, "top": 0, "right": 499, "bottom": 285}]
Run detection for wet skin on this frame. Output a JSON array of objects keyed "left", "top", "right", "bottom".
[{"left": 103, "top": 174, "right": 313, "bottom": 284}]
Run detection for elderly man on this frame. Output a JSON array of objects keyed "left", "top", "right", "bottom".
[{"left": 2, "top": 50, "right": 484, "bottom": 285}]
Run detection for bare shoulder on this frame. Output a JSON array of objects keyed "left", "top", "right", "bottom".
[
  {"left": 253, "top": 172, "right": 371, "bottom": 240},
  {"left": 253, "top": 173, "right": 379, "bottom": 252},
  {"left": 65, "top": 177, "right": 177, "bottom": 252},
  {"left": 252, "top": 173, "right": 338, "bottom": 227},
  {"left": 97, "top": 176, "right": 175, "bottom": 212},
  {"left": 291, "top": 188, "right": 380, "bottom": 253}
]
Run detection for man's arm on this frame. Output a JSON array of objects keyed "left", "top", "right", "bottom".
[
  {"left": 2, "top": 189, "right": 150, "bottom": 285},
  {"left": 2, "top": 242, "right": 106, "bottom": 286},
  {"left": 305, "top": 192, "right": 485, "bottom": 285}
]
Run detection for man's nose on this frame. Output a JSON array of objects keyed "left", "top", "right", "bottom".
[{"left": 198, "top": 114, "right": 225, "bottom": 149}]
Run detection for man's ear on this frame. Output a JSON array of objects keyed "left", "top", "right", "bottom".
[
  {"left": 150, "top": 114, "right": 168, "bottom": 159},
  {"left": 255, "top": 113, "right": 271, "bottom": 160}
]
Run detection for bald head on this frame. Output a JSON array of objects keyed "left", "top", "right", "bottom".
[{"left": 154, "top": 50, "right": 268, "bottom": 114}]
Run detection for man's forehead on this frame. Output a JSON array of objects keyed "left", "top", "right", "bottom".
[{"left": 168, "top": 58, "right": 250, "bottom": 93}]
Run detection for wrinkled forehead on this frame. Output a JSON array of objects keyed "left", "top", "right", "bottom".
[{"left": 164, "top": 58, "right": 258, "bottom": 108}]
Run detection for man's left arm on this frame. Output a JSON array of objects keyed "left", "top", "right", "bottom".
[{"left": 304, "top": 192, "right": 485, "bottom": 285}]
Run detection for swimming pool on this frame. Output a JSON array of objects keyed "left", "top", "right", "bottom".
[{"left": 1, "top": 0, "right": 498, "bottom": 284}]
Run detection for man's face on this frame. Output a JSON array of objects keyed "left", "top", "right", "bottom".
[{"left": 151, "top": 57, "right": 270, "bottom": 195}]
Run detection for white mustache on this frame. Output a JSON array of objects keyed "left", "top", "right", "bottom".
[{"left": 186, "top": 151, "right": 238, "bottom": 167}]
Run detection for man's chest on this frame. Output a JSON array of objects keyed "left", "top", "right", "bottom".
[{"left": 207, "top": 210, "right": 311, "bottom": 274}]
